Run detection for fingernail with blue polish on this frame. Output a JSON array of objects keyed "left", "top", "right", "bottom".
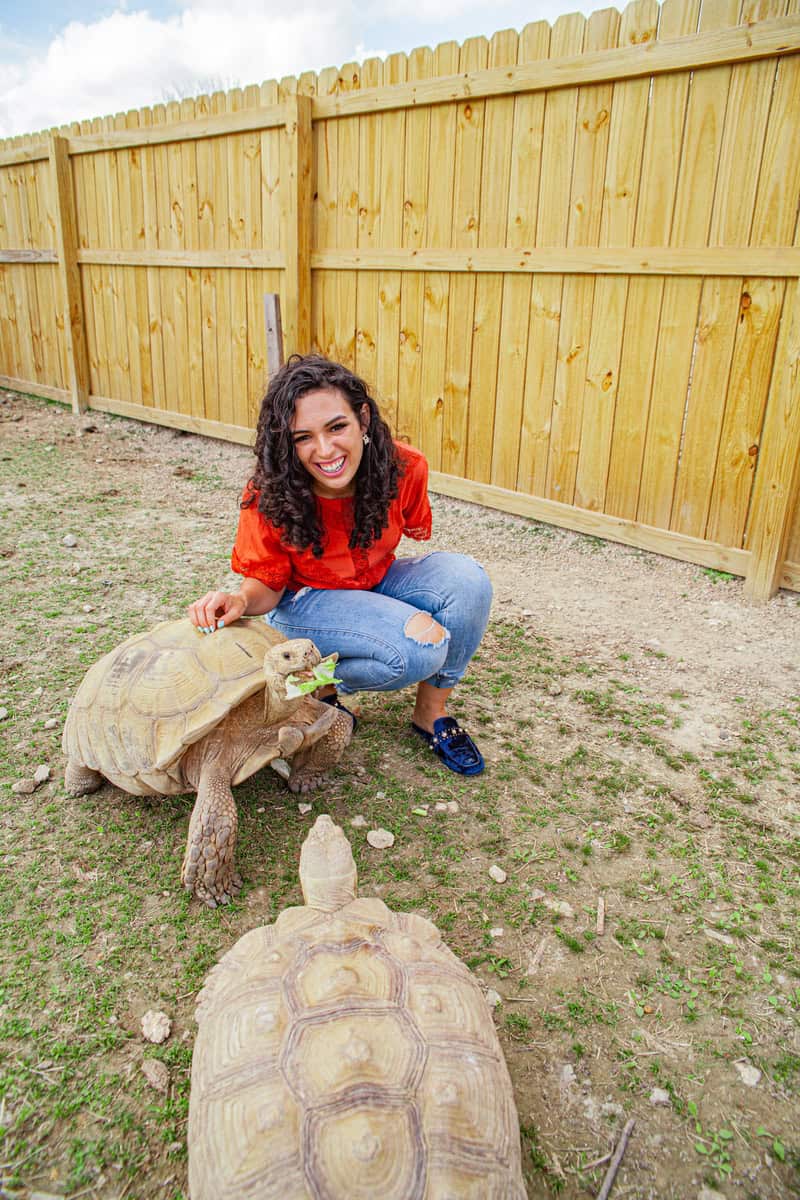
[{"left": 217, "top": 620, "right": 225, "bottom": 629}]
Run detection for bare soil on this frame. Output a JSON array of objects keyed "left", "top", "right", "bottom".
[{"left": 1, "top": 392, "right": 798, "bottom": 1200}]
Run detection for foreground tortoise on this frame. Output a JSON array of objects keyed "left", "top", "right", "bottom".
[
  {"left": 188, "top": 814, "right": 526, "bottom": 1198},
  {"left": 62, "top": 619, "right": 352, "bottom": 907}
]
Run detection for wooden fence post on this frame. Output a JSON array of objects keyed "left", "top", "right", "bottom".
[
  {"left": 744, "top": 278, "right": 800, "bottom": 600},
  {"left": 48, "top": 135, "right": 90, "bottom": 414},
  {"left": 282, "top": 94, "right": 312, "bottom": 358},
  {"left": 263, "top": 292, "right": 285, "bottom": 378}
]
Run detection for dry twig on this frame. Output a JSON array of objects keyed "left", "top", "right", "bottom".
[{"left": 596, "top": 1118, "right": 635, "bottom": 1200}]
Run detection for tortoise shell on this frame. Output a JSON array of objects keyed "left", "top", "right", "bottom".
[
  {"left": 188, "top": 821, "right": 526, "bottom": 1198},
  {"left": 62, "top": 618, "right": 288, "bottom": 795}
]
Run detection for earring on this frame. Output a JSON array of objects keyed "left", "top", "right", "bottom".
[{"left": 362, "top": 432, "right": 371, "bottom": 445}]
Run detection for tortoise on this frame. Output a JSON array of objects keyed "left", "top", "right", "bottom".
[
  {"left": 187, "top": 813, "right": 526, "bottom": 1198},
  {"left": 62, "top": 619, "right": 352, "bottom": 907}
]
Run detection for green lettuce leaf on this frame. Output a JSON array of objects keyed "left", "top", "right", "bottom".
[{"left": 285, "top": 655, "right": 342, "bottom": 699}]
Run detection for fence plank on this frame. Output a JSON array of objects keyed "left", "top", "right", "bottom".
[
  {"left": 210, "top": 92, "right": 233, "bottom": 425},
  {"left": 635, "top": 0, "right": 703, "bottom": 530},
  {"left": 195, "top": 94, "right": 219, "bottom": 423},
  {"left": 668, "top": 0, "right": 741, "bottom": 538},
  {"left": 442, "top": 36, "right": 488, "bottom": 476},
  {"left": 313, "top": 67, "right": 340, "bottom": 361},
  {"left": 494, "top": 21, "right": 551, "bottom": 492},
  {"left": 744, "top": 274, "right": 800, "bottom": 596},
  {"left": 375, "top": 52, "right": 407, "bottom": 432},
  {"left": 397, "top": 45, "right": 433, "bottom": 447},
  {"left": 354, "top": 56, "right": 383, "bottom": 396},
  {"left": 705, "top": 0, "right": 788, "bottom": 547},
  {"left": 549, "top": 7, "right": 619, "bottom": 508},
  {"left": 467, "top": 28, "right": 518, "bottom": 483},
  {"left": 536, "top": 12, "right": 588, "bottom": 503},
  {"left": 49, "top": 137, "right": 90, "bottom": 412},
  {"left": 418, "top": 41, "right": 460, "bottom": 471},
  {"left": 181, "top": 96, "right": 205, "bottom": 421},
  {"left": 603, "top": 0, "right": 665, "bottom": 519},
  {"left": 335, "top": 62, "right": 360, "bottom": 371}
]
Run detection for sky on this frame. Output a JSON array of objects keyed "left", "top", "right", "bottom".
[{"left": 0, "top": 0, "right": 613, "bottom": 139}]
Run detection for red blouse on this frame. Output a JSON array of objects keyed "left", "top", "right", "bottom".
[{"left": 231, "top": 442, "right": 432, "bottom": 592}]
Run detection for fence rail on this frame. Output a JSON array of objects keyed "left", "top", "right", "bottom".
[{"left": 2, "top": 0, "right": 799, "bottom": 599}]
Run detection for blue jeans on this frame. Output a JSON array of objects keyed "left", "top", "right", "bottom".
[{"left": 265, "top": 551, "right": 492, "bottom": 695}]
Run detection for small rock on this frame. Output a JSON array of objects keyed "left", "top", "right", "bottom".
[
  {"left": 33, "top": 763, "right": 51, "bottom": 784},
  {"left": 703, "top": 926, "right": 734, "bottom": 946},
  {"left": 62, "top": 533, "right": 78, "bottom": 547},
  {"left": 560, "top": 1064, "right": 577, "bottom": 1089},
  {"left": 32, "top": 686, "right": 43, "bottom": 698},
  {"left": 485, "top": 989, "right": 502, "bottom": 1008},
  {"left": 434, "top": 802, "right": 449, "bottom": 812},
  {"left": 547, "top": 681, "right": 563, "bottom": 696},
  {"left": 698, "top": 1188, "right": 727, "bottom": 1200},
  {"left": 43, "top": 717, "right": 59, "bottom": 729},
  {"left": 82, "top": 603, "right": 94, "bottom": 613},
  {"left": 733, "top": 1060, "right": 761, "bottom": 1087},
  {"left": 29, "top": 1192, "right": 67, "bottom": 1200},
  {"left": 270, "top": 758, "right": 291, "bottom": 780},
  {"left": 601, "top": 1101, "right": 625, "bottom": 1120},
  {"left": 350, "top": 815, "right": 367, "bottom": 828},
  {"left": 0, "top": 706, "right": 8, "bottom": 721},
  {"left": 530, "top": 887, "right": 575, "bottom": 919},
  {"left": 375, "top": 790, "right": 387, "bottom": 800},
  {"left": 650, "top": 1087, "right": 671, "bottom": 1106},
  {"left": 489, "top": 926, "right": 504, "bottom": 939},
  {"left": 489, "top": 865, "right": 507, "bottom": 884},
  {"left": 141, "top": 1010, "right": 171, "bottom": 1044},
  {"left": 367, "top": 828, "right": 395, "bottom": 849},
  {"left": 446, "top": 800, "right": 459, "bottom": 814},
  {"left": 141, "top": 1057, "right": 170, "bottom": 1093},
  {"left": 12, "top": 778, "right": 36, "bottom": 795},
  {"left": 298, "top": 802, "right": 312, "bottom": 815}
]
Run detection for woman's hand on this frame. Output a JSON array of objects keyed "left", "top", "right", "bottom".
[{"left": 188, "top": 590, "right": 247, "bottom": 632}]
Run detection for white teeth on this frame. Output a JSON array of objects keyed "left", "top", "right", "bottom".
[{"left": 318, "top": 457, "right": 345, "bottom": 474}]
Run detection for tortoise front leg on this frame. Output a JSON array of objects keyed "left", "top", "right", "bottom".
[
  {"left": 65, "top": 759, "right": 105, "bottom": 795},
  {"left": 288, "top": 709, "right": 353, "bottom": 794},
  {"left": 181, "top": 764, "right": 241, "bottom": 908}
]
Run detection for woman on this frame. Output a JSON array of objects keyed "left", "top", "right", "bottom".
[{"left": 188, "top": 355, "right": 492, "bottom": 776}]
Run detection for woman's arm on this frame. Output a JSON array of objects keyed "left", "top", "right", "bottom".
[{"left": 187, "top": 577, "right": 285, "bottom": 631}]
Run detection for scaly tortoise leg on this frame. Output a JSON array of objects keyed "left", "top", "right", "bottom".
[
  {"left": 288, "top": 709, "right": 353, "bottom": 794},
  {"left": 181, "top": 765, "right": 241, "bottom": 908},
  {"left": 65, "top": 759, "right": 105, "bottom": 795}
]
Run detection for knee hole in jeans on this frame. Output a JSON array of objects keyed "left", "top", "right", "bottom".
[{"left": 404, "top": 611, "right": 449, "bottom": 646}]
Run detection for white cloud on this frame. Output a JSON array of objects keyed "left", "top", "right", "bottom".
[
  {"left": 0, "top": 3, "right": 361, "bottom": 137},
  {"left": 0, "top": 0, "right": 609, "bottom": 138}
]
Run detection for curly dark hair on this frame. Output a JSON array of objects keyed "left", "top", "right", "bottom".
[{"left": 245, "top": 355, "right": 402, "bottom": 557}]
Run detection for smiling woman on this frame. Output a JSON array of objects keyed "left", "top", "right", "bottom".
[{"left": 188, "top": 354, "right": 492, "bottom": 776}]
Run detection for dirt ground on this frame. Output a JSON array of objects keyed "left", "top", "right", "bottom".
[{"left": 1, "top": 391, "right": 798, "bottom": 1200}]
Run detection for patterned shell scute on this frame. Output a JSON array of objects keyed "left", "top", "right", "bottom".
[
  {"left": 189, "top": 899, "right": 526, "bottom": 1199},
  {"left": 62, "top": 618, "right": 283, "bottom": 790}
]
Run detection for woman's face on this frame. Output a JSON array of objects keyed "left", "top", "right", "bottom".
[{"left": 290, "top": 387, "right": 369, "bottom": 498}]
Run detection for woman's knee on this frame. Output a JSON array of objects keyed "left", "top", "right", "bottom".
[{"left": 404, "top": 611, "right": 448, "bottom": 646}]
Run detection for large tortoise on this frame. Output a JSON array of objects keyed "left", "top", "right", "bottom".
[
  {"left": 62, "top": 619, "right": 352, "bottom": 907},
  {"left": 188, "top": 813, "right": 526, "bottom": 1198}
]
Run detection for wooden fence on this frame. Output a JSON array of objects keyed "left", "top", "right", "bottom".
[{"left": 2, "top": 0, "right": 800, "bottom": 599}]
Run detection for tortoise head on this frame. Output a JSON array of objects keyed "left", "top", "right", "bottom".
[
  {"left": 262, "top": 638, "right": 321, "bottom": 708},
  {"left": 299, "top": 814, "right": 358, "bottom": 912}
]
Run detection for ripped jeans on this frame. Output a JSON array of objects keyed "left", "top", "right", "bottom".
[{"left": 265, "top": 552, "right": 492, "bottom": 695}]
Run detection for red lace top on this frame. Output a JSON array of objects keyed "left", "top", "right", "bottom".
[{"left": 231, "top": 442, "right": 432, "bottom": 592}]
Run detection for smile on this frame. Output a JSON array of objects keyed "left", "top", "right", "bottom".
[{"left": 317, "top": 456, "right": 346, "bottom": 476}]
